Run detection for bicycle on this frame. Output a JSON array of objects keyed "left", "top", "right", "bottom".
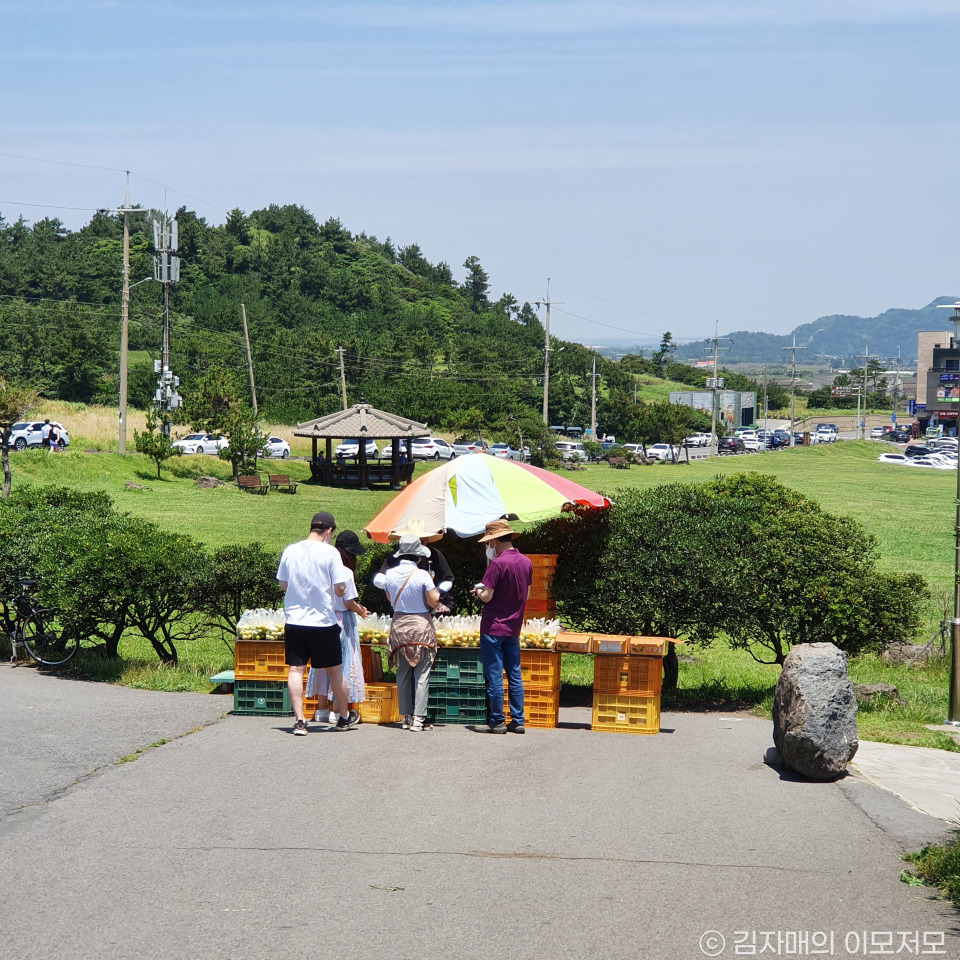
[{"left": 0, "top": 579, "right": 78, "bottom": 667}]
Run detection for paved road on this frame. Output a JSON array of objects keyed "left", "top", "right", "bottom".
[{"left": 1, "top": 667, "right": 957, "bottom": 960}]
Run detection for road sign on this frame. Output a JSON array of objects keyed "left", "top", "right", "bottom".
[{"left": 830, "top": 386, "right": 854, "bottom": 398}]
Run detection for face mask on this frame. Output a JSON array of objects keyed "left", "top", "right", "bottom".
[{"left": 485, "top": 545, "right": 497, "bottom": 561}]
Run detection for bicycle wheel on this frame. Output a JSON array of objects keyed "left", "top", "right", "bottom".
[{"left": 22, "top": 610, "right": 79, "bottom": 666}]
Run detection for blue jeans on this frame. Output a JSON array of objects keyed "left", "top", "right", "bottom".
[{"left": 480, "top": 633, "right": 524, "bottom": 727}]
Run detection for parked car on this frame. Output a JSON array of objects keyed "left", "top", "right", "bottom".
[
  {"left": 816, "top": 423, "right": 839, "bottom": 433},
  {"left": 261, "top": 436, "right": 291, "bottom": 459},
  {"left": 928, "top": 438, "right": 958, "bottom": 452},
  {"left": 734, "top": 427, "right": 757, "bottom": 438},
  {"left": 869, "top": 426, "right": 885, "bottom": 439},
  {"left": 881, "top": 431, "right": 909, "bottom": 444},
  {"left": 905, "top": 444, "right": 934, "bottom": 459},
  {"left": 741, "top": 436, "right": 762, "bottom": 452},
  {"left": 409, "top": 437, "right": 455, "bottom": 460},
  {"left": 621, "top": 443, "right": 643, "bottom": 456},
  {"left": 683, "top": 433, "right": 711, "bottom": 447},
  {"left": 815, "top": 426, "right": 838, "bottom": 443},
  {"left": 907, "top": 456, "right": 954, "bottom": 470},
  {"left": 646, "top": 443, "right": 680, "bottom": 462},
  {"left": 489, "top": 443, "right": 524, "bottom": 461},
  {"left": 555, "top": 441, "right": 589, "bottom": 462},
  {"left": 717, "top": 436, "right": 745, "bottom": 455},
  {"left": 877, "top": 452, "right": 910, "bottom": 464},
  {"left": 452, "top": 438, "right": 488, "bottom": 456},
  {"left": 171, "top": 433, "right": 228, "bottom": 455},
  {"left": 773, "top": 429, "right": 791, "bottom": 446},
  {"left": 6, "top": 420, "right": 71, "bottom": 450},
  {"left": 335, "top": 439, "right": 379, "bottom": 459}
]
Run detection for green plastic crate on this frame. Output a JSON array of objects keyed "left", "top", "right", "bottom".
[
  {"left": 431, "top": 647, "right": 485, "bottom": 685},
  {"left": 233, "top": 679, "right": 292, "bottom": 716},
  {"left": 427, "top": 683, "right": 488, "bottom": 725}
]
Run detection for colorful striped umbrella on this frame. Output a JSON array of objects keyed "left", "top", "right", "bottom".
[{"left": 363, "top": 452, "right": 610, "bottom": 543}]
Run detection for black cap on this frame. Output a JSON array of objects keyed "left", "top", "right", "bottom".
[
  {"left": 335, "top": 530, "right": 367, "bottom": 556},
  {"left": 310, "top": 511, "right": 337, "bottom": 531}
]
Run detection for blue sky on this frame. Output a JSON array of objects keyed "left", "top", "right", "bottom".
[{"left": 2, "top": 0, "right": 959, "bottom": 347}]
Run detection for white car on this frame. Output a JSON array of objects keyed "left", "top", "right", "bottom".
[
  {"left": 870, "top": 427, "right": 885, "bottom": 439},
  {"left": 877, "top": 453, "right": 909, "bottom": 465},
  {"left": 410, "top": 437, "right": 455, "bottom": 461},
  {"left": 262, "top": 436, "right": 291, "bottom": 459},
  {"left": 647, "top": 443, "right": 680, "bottom": 462},
  {"left": 683, "top": 433, "right": 711, "bottom": 448},
  {"left": 741, "top": 437, "right": 762, "bottom": 452},
  {"left": 735, "top": 428, "right": 759, "bottom": 440},
  {"left": 452, "top": 438, "right": 489, "bottom": 456},
  {"left": 816, "top": 428, "right": 838, "bottom": 443},
  {"left": 906, "top": 457, "right": 954, "bottom": 470},
  {"left": 335, "top": 439, "right": 379, "bottom": 460},
  {"left": 928, "top": 438, "right": 958, "bottom": 453},
  {"left": 6, "top": 420, "right": 71, "bottom": 450},
  {"left": 621, "top": 443, "right": 644, "bottom": 456},
  {"left": 554, "top": 441, "right": 588, "bottom": 462},
  {"left": 172, "top": 433, "right": 229, "bottom": 455}
]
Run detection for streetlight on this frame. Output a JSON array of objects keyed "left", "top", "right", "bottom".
[{"left": 935, "top": 301, "right": 960, "bottom": 725}]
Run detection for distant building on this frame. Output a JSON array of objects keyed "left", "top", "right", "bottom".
[
  {"left": 919, "top": 332, "right": 960, "bottom": 437},
  {"left": 916, "top": 330, "right": 952, "bottom": 407},
  {"left": 669, "top": 391, "right": 756, "bottom": 430}
]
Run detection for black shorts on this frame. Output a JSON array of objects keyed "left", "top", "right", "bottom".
[{"left": 284, "top": 623, "right": 342, "bottom": 669}]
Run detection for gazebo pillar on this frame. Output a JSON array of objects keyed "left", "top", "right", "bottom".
[
  {"left": 358, "top": 437, "right": 369, "bottom": 490},
  {"left": 391, "top": 438, "right": 400, "bottom": 489}
]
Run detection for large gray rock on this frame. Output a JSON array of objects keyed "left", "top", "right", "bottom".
[{"left": 772, "top": 642, "right": 858, "bottom": 780}]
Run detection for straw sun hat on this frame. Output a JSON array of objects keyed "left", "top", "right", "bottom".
[{"left": 390, "top": 517, "right": 443, "bottom": 543}]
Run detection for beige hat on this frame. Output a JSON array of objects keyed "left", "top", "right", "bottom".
[
  {"left": 394, "top": 534, "right": 431, "bottom": 559},
  {"left": 391, "top": 516, "right": 443, "bottom": 543},
  {"left": 477, "top": 519, "right": 519, "bottom": 543}
]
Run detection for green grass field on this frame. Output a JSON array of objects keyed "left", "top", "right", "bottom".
[{"left": 4, "top": 435, "right": 957, "bottom": 751}]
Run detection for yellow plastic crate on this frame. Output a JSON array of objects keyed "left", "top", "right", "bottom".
[
  {"left": 503, "top": 683, "right": 559, "bottom": 729},
  {"left": 593, "top": 655, "right": 662, "bottom": 697},
  {"left": 591, "top": 693, "right": 660, "bottom": 734},
  {"left": 357, "top": 683, "right": 400, "bottom": 724},
  {"left": 234, "top": 639, "right": 287, "bottom": 680},
  {"left": 503, "top": 649, "right": 561, "bottom": 691}
]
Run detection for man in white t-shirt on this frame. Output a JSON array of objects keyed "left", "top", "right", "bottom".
[{"left": 276, "top": 511, "right": 354, "bottom": 734}]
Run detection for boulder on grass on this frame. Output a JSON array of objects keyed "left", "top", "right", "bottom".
[
  {"left": 853, "top": 682, "right": 906, "bottom": 707},
  {"left": 772, "top": 642, "right": 858, "bottom": 780}
]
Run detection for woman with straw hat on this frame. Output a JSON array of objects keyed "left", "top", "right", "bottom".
[
  {"left": 383, "top": 517, "right": 455, "bottom": 613},
  {"left": 380, "top": 534, "right": 441, "bottom": 731}
]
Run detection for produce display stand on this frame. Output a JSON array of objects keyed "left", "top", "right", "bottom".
[{"left": 230, "top": 635, "right": 666, "bottom": 733}]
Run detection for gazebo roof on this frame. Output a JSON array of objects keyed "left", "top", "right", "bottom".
[{"left": 293, "top": 403, "right": 429, "bottom": 440}]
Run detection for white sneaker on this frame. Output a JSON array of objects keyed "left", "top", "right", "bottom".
[
  {"left": 401, "top": 715, "right": 412, "bottom": 730},
  {"left": 328, "top": 710, "right": 337, "bottom": 724},
  {"left": 410, "top": 717, "right": 431, "bottom": 732}
]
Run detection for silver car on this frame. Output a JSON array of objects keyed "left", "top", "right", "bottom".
[
  {"left": 555, "top": 441, "right": 588, "bottom": 462},
  {"left": 489, "top": 443, "right": 524, "bottom": 461},
  {"left": 7, "top": 421, "right": 71, "bottom": 450},
  {"left": 171, "top": 433, "right": 229, "bottom": 455}
]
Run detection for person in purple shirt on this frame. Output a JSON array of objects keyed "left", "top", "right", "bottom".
[{"left": 470, "top": 519, "right": 533, "bottom": 734}]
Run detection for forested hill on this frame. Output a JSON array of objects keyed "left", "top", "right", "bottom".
[
  {"left": 674, "top": 297, "right": 959, "bottom": 365},
  {"left": 0, "top": 204, "right": 682, "bottom": 441}
]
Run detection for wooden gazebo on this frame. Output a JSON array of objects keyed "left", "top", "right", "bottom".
[{"left": 294, "top": 403, "right": 429, "bottom": 489}]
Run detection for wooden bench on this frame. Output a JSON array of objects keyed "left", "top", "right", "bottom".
[
  {"left": 608, "top": 457, "right": 630, "bottom": 469},
  {"left": 237, "top": 474, "right": 268, "bottom": 494},
  {"left": 268, "top": 474, "right": 298, "bottom": 494}
]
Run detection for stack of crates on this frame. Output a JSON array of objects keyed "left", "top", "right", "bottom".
[
  {"left": 234, "top": 639, "right": 295, "bottom": 716},
  {"left": 591, "top": 653, "right": 662, "bottom": 734},
  {"left": 503, "top": 648, "right": 561, "bottom": 728},
  {"left": 428, "top": 647, "right": 487, "bottom": 725},
  {"left": 233, "top": 639, "right": 384, "bottom": 719},
  {"left": 524, "top": 554, "right": 558, "bottom": 620}
]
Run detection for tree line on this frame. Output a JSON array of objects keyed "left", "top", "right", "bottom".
[{"left": 0, "top": 207, "right": 782, "bottom": 446}]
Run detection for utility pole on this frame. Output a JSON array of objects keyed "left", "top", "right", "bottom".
[
  {"left": 937, "top": 302, "right": 960, "bottom": 725},
  {"left": 98, "top": 172, "right": 135, "bottom": 454},
  {"left": 152, "top": 215, "right": 181, "bottom": 435},
  {"left": 590, "top": 355, "right": 598, "bottom": 443},
  {"left": 762, "top": 363, "right": 768, "bottom": 451},
  {"left": 861, "top": 344, "right": 869, "bottom": 439},
  {"left": 240, "top": 303, "right": 258, "bottom": 415},
  {"left": 704, "top": 324, "right": 732, "bottom": 454},
  {"left": 892, "top": 345, "right": 901, "bottom": 427},
  {"left": 781, "top": 334, "right": 806, "bottom": 446},
  {"left": 337, "top": 346, "right": 348, "bottom": 410},
  {"left": 535, "top": 279, "right": 563, "bottom": 425}
]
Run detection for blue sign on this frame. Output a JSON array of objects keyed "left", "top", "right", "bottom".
[{"left": 891, "top": 414, "right": 897, "bottom": 423}]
